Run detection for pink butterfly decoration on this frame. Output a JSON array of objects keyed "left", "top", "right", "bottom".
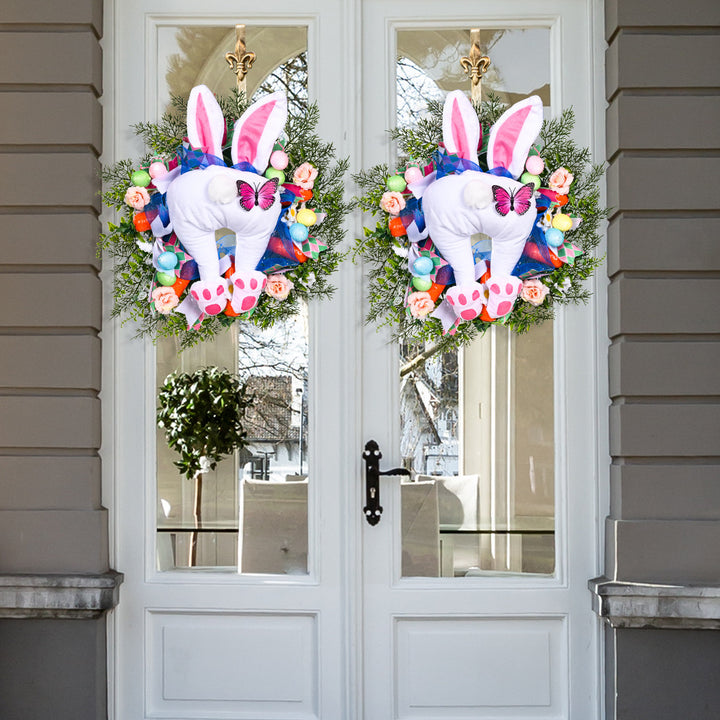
[
  {"left": 492, "top": 183, "right": 535, "bottom": 217},
  {"left": 236, "top": 178, "right": 279, "bottom": 212}
]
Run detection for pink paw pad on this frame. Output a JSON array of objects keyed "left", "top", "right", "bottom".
[
  {"left": 189, "top": 279, "right": 228, "bottom": 316},
  {"left": 486, "top": 275, "right": 522, "bottom": 319},
  {"left": 229, "top": 270, "right": 267, "bottom": 315},
  {"left": 446, "top": 282, "right": 486, "bottom": 322}
]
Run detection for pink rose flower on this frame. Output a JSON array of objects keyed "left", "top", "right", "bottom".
[
  {"left": 548, "top": 167, "right": 574, "bottom": 194},
  {"left": 292, "top": 162, "right": 318, "bottom": 190},
  {"left": 151, "top": 286, "right": 179, "bottom": 314},
  {"left": 124, "top": 185, "right": 151, "bottom": 210},
  {"left": 520, "top": 278, "right": 549, "bottom": 306},
  {"left": 265, "top": 273, "right": 294, "bottom": 301},
  {"left": 407, "top": 291, "right": 435, "bottom": 318},
  {"left": 380, "top": 191, "right": 406, "bottom": 216}
]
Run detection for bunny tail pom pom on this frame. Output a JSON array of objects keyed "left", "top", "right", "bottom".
[
  {"left": 463, "top": 180, "right": 493, "bottom": 209},
  {"left": 207, "top": 175, "right": 238, "bottom": 205}
]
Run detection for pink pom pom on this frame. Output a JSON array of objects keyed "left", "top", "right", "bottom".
[
  {"left": 525, "top": 155, "right": 545, "bottom": 175},
  {"left": 149, "top": 161, "right": 168, "bottom": 179},
  {"left": 270, "top": 150, "right": 289, "bottom": 170},
  {"left": 404, "top": 166, "right": 423, "bottom": 185}
]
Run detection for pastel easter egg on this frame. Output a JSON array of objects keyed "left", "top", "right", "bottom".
[
  {"left": 520, "top": 172, "right": 541, "bottom": 190},
  {"left": 131, "top": 169, "right": 151, "bottom": 187},
  {"left": 296, "top": 208, "right": 317, "bottom": 227},
  {"left": 545, "top": 228, "right": 565, "bottom": 248},
  {"left": 157, "top": 251, "right": 178, "bottom": 271},
  {"left": 265, "top": 167, "right": 285, "bottom": 184},
  {"left": 386, "top": 175, "right": 407, "bottom": 192},
  {"left": 148, "top": 161, "right": 168, "bottom": 179},
  {"left": 289, "top": 222, "right": 309, "bottom": 243},
  {"left": 552, "top": 213, "right": 573, "bottom": 232},
  {"left": 413, "top": 256, "right": 434, "bottom": 276},
  {"left": 412, "top": 275, "right": 432, "bottom": 292},
  {"left": 525, "top": 155, "right": 545, "bottom": 175},
  {"left": 270, "top": 150, "right": 289, "bottom": 170},
  {"left": 156, "top": 271, "right": 176, "bottom": 287},
  {"left": 404, "top": 166, "right": 424, "bottom": 185}
]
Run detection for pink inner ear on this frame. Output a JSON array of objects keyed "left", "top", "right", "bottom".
[
  {"left": 195, "top": 95, "right": 215, "bottom": 154},
  {"left": 492, "top": 105, "right": 531, "bottom": 169},
  {"left": 451, "top": 98, "right": 471, "bottom": 160},
  {"left": 234, "top": 101, "right": 275, "bottom": 165}
]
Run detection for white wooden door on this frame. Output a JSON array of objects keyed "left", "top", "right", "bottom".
[{"left": 105, "top": 1, "right": 605, "bottom": 718}]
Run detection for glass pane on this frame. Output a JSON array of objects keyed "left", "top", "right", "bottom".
[
  {"left": 396, "top": 28, "right": 555, "bottom": 578},
  {"left": 154, "top": 25, "right": 310, "bottom": 574}
]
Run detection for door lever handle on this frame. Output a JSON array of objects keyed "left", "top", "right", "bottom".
[{"left": 362, "top": 439, "right": 410, "bottom": 525}]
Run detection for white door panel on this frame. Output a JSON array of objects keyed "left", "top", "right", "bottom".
[{"left": 106, "top": 1, "right": 604, "bottom": 718}]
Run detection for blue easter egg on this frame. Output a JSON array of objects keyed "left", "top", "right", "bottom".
[
  {"left": 157, "top": 251, "right": 178, "bottom": 271},
  {"left": 289, "top": 222, "right": 309, "bottom": 243},
  {"left": 156, "top": 271, "right": 176, "bottom": 287},
  {"left": 412, "top": 275, "right": 432, "bottom": 292},
  {"left": 413, "top": 256, "right": 434, "bottom": 276},
  {"left": 545, "top": 227, "right": 565, "bottom": 247}
]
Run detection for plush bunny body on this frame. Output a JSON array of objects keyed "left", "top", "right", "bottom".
[
  {"left": 419, "top": 91, "right": 543, "bottom": 320},
  {"left": 162, "top": 85, "right": 288, "bottom": 316},
  {"left": 166, "top": 165, "right": 282, "bottom": 278},
  {"left": 423, "top": 171, "right": 536, "bottom": 286}
]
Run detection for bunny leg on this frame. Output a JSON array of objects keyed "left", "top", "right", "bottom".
[
  {"left": 485, "top": 275, "right": 523, "bottom": 318},
  {"left": 432, "top": 230, "right": 486, "bottom": 321},
  {"left": 229, "top": 270, "right": 267, "bottom": 314}
]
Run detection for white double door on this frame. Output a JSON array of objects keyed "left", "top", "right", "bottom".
[{"left": 107, "top": 1, "right": 605, "bottom": 718}]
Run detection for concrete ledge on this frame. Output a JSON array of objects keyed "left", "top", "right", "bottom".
[
  {"left": 590, "top": 576, "right": 720, "bottom": 630},
  {"left": 0, "top": 571, "right": 122, "bottom": 619}
]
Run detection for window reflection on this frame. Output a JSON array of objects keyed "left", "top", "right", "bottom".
[
  {"left": 155, "top": 26, "right": 310, "bottom": 574},
  {"left": 396, "top": 28, "right": 555, "bottom": 578}
]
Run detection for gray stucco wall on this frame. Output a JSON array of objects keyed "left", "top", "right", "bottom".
[
  {"left": 602, "top": 0, "right": 720, "bottom": 717},
  {"left": 0, "top": 1, "right": 113, "bottom": 718}
]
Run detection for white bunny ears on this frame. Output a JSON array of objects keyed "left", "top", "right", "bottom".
[
  {"left": 187, "top": 85, "right": 288, "bottom": 173},
  {"left": 442, "top": 90, "right": 543, "bottom": 179}
]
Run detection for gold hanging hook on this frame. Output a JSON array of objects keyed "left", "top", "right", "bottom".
[
  {"left": 459, "top": 28, "right": 490, "bottom": 102},
  {"left": 225, "top": 24, "right": 256, "bottom": 90}
]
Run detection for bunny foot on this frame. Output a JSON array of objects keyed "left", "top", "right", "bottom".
[
  {"left": 229, "top": 270, "right": 267, "bottom": 314},
  {"left": 189, "top": 278, "right": 230, "bottom": 316},
  {"left": 485, "top": 276, "right": 523, "bottom": 318},
  {"left": 446, "top": 282, "right": 486, "bottom": 321}
]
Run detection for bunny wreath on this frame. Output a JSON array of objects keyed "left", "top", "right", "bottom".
[
  {"left": 101, "top": 85, "right": 350, "bottom": 347},
  {"left": 353, "top": 91, "right": 605, "bottom": 350}
]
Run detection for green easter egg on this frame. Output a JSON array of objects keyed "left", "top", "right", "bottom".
[
  {"left": 156, "top": 271, "right": 176, "bottom": 287},
  {"left": 265, "top": 168, "right": 286, "bottom": 184},
  {"left": 520, "top": 172, "right": 541, "bottom": 190},
  {"left": 131, "top": 170, "right": 152, "bottom": 187},
  {"left": 412, "top": 275, "right": 432, "bottom": 292},
  {"left": 386, "top": 175, "right": 407, "bottom": 192}
]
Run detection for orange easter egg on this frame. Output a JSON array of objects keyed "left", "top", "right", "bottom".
[
  {"left": 133, "top": 212, "right": 151, "bottom": 232},
  {"left": 388, "top": 217, "right": 406, "bottom": 237},
  {"left": 428, "top": 282, "right": 445, "bottom": 302},
  {"left": 171, "top": 276, "right": 189, "bottom": 297}
]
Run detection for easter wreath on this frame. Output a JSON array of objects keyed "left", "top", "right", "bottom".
[
  {"left": 101, "top": 85, "right": 349, "bottom": 347},
  {"left": 354, "top": 91, "right": 605, "bottom": 348}
]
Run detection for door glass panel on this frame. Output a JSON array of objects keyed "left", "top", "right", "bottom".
[
  {"left": 154, "top": 25, "right": 310, "bottom": 574},
  {"left": 396, "top": 28, "right": 555, "bottom": 578}
]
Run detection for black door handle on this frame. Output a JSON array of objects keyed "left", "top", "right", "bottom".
[{"left": 362, "top": 440, "right": 410, "bottom": 525}]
